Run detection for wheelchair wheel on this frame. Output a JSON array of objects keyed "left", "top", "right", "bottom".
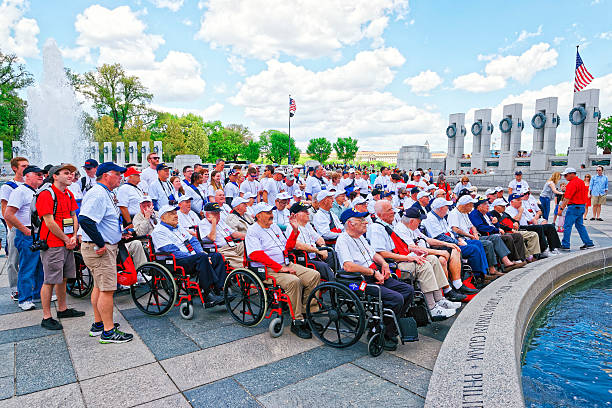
[
  {"left": 67, "top": 252, "right": 94, "bottom": 298},
  {"left": 368, "top": 333, "right": 384, "bottom": 357},
  {"left": 180, "top": 301, "right": 194, "bottom": 320},
  {"left": 130, "top": 262, "right": 177, "bottom": 316},
  {"left": 224, "top": 268, "right": 267, "bottom": 327},
  {"left": 306, "top": 282, "right": 366, "bottom": 348},
  {"left": 269, "top": 316, "right": 284, "bottom": 337}
]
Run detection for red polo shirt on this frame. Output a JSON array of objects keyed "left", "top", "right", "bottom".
[
  {"left": 36, "top": 184, "right": 78, "bottom": 247},
  {"left": 564, "top": 176, "right": 588, "bottom": 205}
]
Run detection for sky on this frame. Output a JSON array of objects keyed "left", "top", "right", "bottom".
[{"left": 2, "top": 0, "right": 612, "bottom": 154}]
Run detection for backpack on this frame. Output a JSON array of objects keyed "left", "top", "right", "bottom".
[
  {"left": 30, "top": 185, "right": 74, "bottom": 239},
  {"left": 5, "top": 181, "right": 18, "bottom": 190}
]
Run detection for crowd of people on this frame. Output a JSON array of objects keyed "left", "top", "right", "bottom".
[{"left": 0, "top": 152, "right": 600, "bottom": 350}]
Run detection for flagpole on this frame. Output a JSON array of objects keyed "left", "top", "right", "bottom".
[{"left": 288, "top": 94, "right": 292, "bottom": 165}]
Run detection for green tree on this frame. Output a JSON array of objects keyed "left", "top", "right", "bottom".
[
  {"left": 77, "top": 63, "right": 153, "bottom": 134},
  {"left": 260, "top": 130, "right": 300, "bottom": 164},
  {"left": 0, "top": 51, "right": 34, "bottom": 159},
  {"left": 333, "top": 137, "right": 359, "bottom": 163},
  {"left": 597, "top": 116, "right": 612, "bottom": 154},
  {"left": 306, "top": 137, "right": 332, "bottom": 163},
  {"left": 149, "top": 112, "right": 209, "bottom": 161},
  {"left": 241, "top": 140, "right": 260, "bottom": 162}
]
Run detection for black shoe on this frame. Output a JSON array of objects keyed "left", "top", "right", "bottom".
[
  {"left": 99, "top": 328, "right": 133, "bottom": 344},
  {"left": 41, "top": 317, "right": 63, "bottom": 331},
  {"left": 597, "top": 218, "right": 603, "bottom": 221},
  {"left": 559, "top": 246, "right": 571, "bottom": 252},
  {"left": 590, "top": 217, "right": 596, "bottom": 220},
  {"left": 204, "top": 293, "right": 225, "bottom": 308},
  {"left": 580, "top": 244, "right": 595, "bottom": 250},
  {"left": 445, "top": 288, "right": 467, "bottom": 302},
  {"left": 57, "top": 308, "right": 86, "bottom": 318},
  {"left": 290, "top": 321, "right": 312, "bottom": 339},
  {"left": 382, "top": 338, "right": 397, "bottom": 351},
  {"left": 457, "top": 284, "right": 479, "bottom": 295}
]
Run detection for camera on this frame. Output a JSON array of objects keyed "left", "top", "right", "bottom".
[{"left": 30, "top": 240, "right": 49, "bottom": 252}]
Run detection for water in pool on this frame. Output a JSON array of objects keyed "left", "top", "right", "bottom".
[{"left": 522, "top": 273, "right": 612, "bottom": 407}]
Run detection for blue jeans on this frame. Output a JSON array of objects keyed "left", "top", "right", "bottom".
[
  {"left": 539, "top": 196, "right": 551, "bottom": 221},
  {"left": 15, "top": 230, "right": 44, "bottom": 303},
  {"left": 562, "top": 205, "right": 593, "bottom": 248}
]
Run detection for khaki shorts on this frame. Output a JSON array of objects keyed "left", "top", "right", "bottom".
[
  {"left": 80, "top": 242, "right": 118, "bottom": 292},
  {"left": 40, "top": 246, "right": 76, "bottom": 285},
  {"left": 591, "top": 195, "right": 606, "bottom": 205}
]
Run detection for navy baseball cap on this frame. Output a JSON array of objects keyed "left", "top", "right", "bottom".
[
  {"left": 83, "top": 159, "right": 98, "bottom": 169},
  {"left": 515, "top": 170, "right": 522, "bottom": 175},
  {"left": 156, "top": 163, "right": 170, "bottom": 171},
  {"left": 508, "top": 193, "right": 522, "bottom": 201},
  {"left": 402, "top": 207, "right": 427, "bottom": 220},
  {"left": 204, "top": 202, "right": 221, "bottom": 212},
  {"left": 410, "top": 186, "right": 420, "bottom": 194},
  {"left": 289, "top": 202, "right": 311, "bottom": 214},
  {"left": 96, "top": 162, "right": 127, "bottom": 177},
  {"left": 339, "top": 208, "right": 370, "bottom": 224},
  {"left": 23, "top": 165, "right": 43, "bottom": 176}
]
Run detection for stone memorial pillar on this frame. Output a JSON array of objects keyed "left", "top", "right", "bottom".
[
  {"left": 88, "top": 142, "right": 100, "bottom": 163},
  {"left": 153, "top": 141, "right": 163, "bottom": 162},
  {"left": 140, "top": 141, "right": 150, "bottom": 166},
  {"left": 115, "top": 142, "right": 125, "bottom": 166},
  {"left": 128, "top": 142, "right": 138, "bottom": 165},
  {"left": 103, "top": 142, "right": 113, "bottom": 162},
  {"left": 498, "top": 103, "right": 523, "bottom": 172},
  {"left": 568, "top": 89, "right": 600, "bottom": 169},
  {"left": 445, "top": 113, "right": 465, "bottom": 172},
  {"left": 470, "top": 109, "right": 492, "bottom": 171},
  {"left": 11, "top": 141, "right": 23, "bottom": 158},
  {"left": 530, "top": 97, "right": 559, "bottom": 171}
]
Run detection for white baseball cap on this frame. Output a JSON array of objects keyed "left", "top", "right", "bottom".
[
  {"left": 231, "top": 197, "right": 248, "bottom": 207},
  {"left": 348, "top": 168, "right": 355, "bottom": 173},
  {"left": 426, "top": 184, "right": 437, "bottom": 190},
  {"left": 159, "top": 204, "right": 179, "bottom": 216},
  {"left": 242, "top": 192, "right": 256, "bottom": 199},
  {"left": 317, "top": 190, "right": 334, "bottom": 201},
  {"left": 293, "top": 190, "right": 303, "bottom": 197},
  {"left": 561, "top": 167, "right": 577, "bottom": 175},
  {"left": 494, "top": 186, "right": 504, "bottom": 192},
  {"left": 251, "top": 203, "right": 274, "bottom": 216},
  {"left": 276, "top": 192, "right": 292, "bottom": 200},
  {"left": 178, "top": 195, "right": 192, "bottom": 203},
  {"left": 431, "top": 197, "right": 453, "bottom": 210},
  {"left": 434, "top": 189, "right": 446, "bottom": 197},
  {"left": 457, "top": 195, "right": 477, "bottom": 205},
  {"left": 352, "top": 196, "right": 367, "bottom": 206},
  {"left": 492, "top": 198, "right": 507, "bottom": 207},
  {"left": 485, "top": 188, "right": 496, "bottom": 195},
  {"left": 334, "top": 190, "right": 347, "bottom": 198},
  {"left": 139, "top": 196, "right": 153, "bottom": 204},
  {"left": 417, "top": 191, "right": 430, "bottom": 200}
]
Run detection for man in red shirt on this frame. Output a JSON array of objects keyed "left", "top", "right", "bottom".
[
  {"left": 37, "top": 164, "right": 86, "bottom": 330},
  {"left": 558, "top": 167, "right": 594, "bottom": 250}
]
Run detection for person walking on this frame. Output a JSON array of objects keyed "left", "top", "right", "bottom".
[
  {"left": 558, "top": 168, "right": 594, "bottom": 251},
  {"left": 539, "top": 172, "right": 562, "bottom": 222},
  {"left": 589, "top": 166, "right": 608, "bottom": 221}
]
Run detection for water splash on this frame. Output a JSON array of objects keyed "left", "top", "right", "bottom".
[{"left": 21, "top": 38, "right": 90, "bottom": 166}]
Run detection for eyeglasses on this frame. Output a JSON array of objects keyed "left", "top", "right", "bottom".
[{"left": 151, "top": 157, "right": 160, "bottom": 160}]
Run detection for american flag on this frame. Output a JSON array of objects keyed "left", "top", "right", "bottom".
[
  {"left": 574, "top": 49, "right": 594, "bottom": 92},
  {"left": 289, "top": 97, "right": 296, "bottom": 117}
]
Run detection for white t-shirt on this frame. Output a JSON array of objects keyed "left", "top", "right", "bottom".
[
  {"left": 79, "top": 184, "right": 122, "bottom": 244},
  {"left": 373, "top": 175, "right": 391, "bottom": 190},
  {"left": 239, "top": 180, "right": 262, "bottom": 200},
  {"left": 116, "top": 183, "right": 144, "bottom": 216},
  {"left": 245, "top": 222, "right": 288, "bottom": 267},
  {"left": 366, "top": 221, "right": 395, "bottom": 253},
  {"left": 447, "top": 208, "right": 474, "bottom": 235},
  {"left": 508, "top": 179, "right": 529, "bottom": 193},
  {"left": 178, "top": 210, "right": 200, "bottom": 231},
  {"left": 199, "top": 217, "right": 235, "bottom": 248},
  {"left": 6, "top": 184, "right": 35, "bottom": 226},
  {"left": 305, "top": 176, "right": 326, "bottom": 198},
  {"left": 284, "top": 182, "right": 299, "bottom": 197},
  {"left": 273, "top": 208, "right": 290, "bottom": 229},
  {"left": 140, "top": 167, "right": 158, "bottom": 190},
  {"left": 505, "top": 205, "right": 529, "bottom": 226},
  {"left": 184, "top": 184, "right": 205, "bottom": 214},
  {"left": 0, "top": 180, "right": 22, "bottom": 220},
  {"left": 335, "top": 232, "right": 376, "bottom": 268},
  {"left": 313, "top": 209, "right": 343, "bottom": 240},
  {"left": 67, "top": 182, "right": 82, "bottom": 201},
  {"left": 394, "top": 222, "right": 428, "bottom": 248},
  {"left": 224, "top": 181, "right": 240, "bottom": 199},
  {"left": 262, "top": 178, "right": 282, "bottom": 205},
  {"left": 148, "top": 179, "right": 173, "bottom": 208}
]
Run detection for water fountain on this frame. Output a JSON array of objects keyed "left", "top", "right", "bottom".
[{"left": 21, "top": 38, "right": 90, "bottom": 166}]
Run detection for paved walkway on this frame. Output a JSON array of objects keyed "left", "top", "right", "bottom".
[{"left": 0, "top": 207, "right": 610, "bottom": 408}]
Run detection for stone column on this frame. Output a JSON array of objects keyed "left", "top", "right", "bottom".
[
  {"left": 470, "top": 109, "right": 492, "bottom": 171},
  {"left": 88, "top": 142, "right": 100, "bottom": 163},
  {"left": 11, "top": 141, "right": 23, "bottom": 158},
  {"left": 128, "top": 142, "right": 138, "bottom": 165},
  {"left": 530, "top": 97, "right": 558, "bottom": 171},
  {"left": 103, "top": 142, "right": 113, "bottom": 162},
  {"left": 568, "top": 89, "right": 600, "bottom": 169},
  {"left": 115, "top": 142, "right": 125, "bottom": 166},
  {"left": 499, "top": 103, "right": 523, "bottom": 172},
  {"left": 445, "top": 113, "right": 465, "bottom": 172},
  {"left": 140, "top": 141, "right": 150, "bottom": 166},
  {"left": 153, "top": 141, "right": 163, "bottom": 162}
]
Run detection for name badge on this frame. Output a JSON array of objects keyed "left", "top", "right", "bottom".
[
  {"left": 285, "top": 257, "right": 290, "bottom": 265},
  {"left": 63, "top": 218, "right": 74, "bottom": 234},
  {"left": 227, "top": 240, "right": 236, "bottom": 248}
]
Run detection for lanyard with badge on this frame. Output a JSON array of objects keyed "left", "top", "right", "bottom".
[
  {"left": 98, "top": 183, "right": 122, "bottom": 233},
  {"left": 351, "top": 236, "right": 376, "bottom": 269},
  {"left": 61, "top": 191, "right": 75, "bottom": 234},
  {"left": 171, "top": 227, "right": 196, "bottom": 255},
  {"left": 263, "top": 227, "right": 289, "bottom": 265}
]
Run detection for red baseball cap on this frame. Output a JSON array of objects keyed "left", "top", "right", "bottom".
[{"left": 124, "top": 167, "right": 141, "bottom": 177}]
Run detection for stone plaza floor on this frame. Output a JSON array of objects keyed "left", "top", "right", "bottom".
[{"left": 1, "top": 206, "right": 611, "bottom": 407}]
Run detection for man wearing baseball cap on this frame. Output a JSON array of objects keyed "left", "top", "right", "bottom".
[
  {"left": 245, "top": 202, "right": 320, "bottom": 339},
  {"left": 132, "top": 196, "right": 158, "bottom": 236},
  {"left": 225, "top": 196, "right": 254, "bottom": 234},
  {"left": 508, "top": 170, "right": 528, "bottom": 195},
  {"left": 313, "top": 190, "right": 343, "bottom": 243},
  {"left": 199, "top": 202, "right": 245, "bottom": 269},
  {"left": 488, "top": 199, "right": 541, "bottom": 262},
  {"left": 273, "top": 192, "right": 292, "bottom": 231},
  {"left": 78, "top": 162, "right": 134, "bottom": 343},
  {"left": 148, "top": 163, "right": 173, "bottom": 210},
  {"left": 116, "top": 166, "right": 143, "bottom": 226},
  {"left": 558, "top": 168, "right": 594, "bottom": 250},
  {"left": 411, "top": 191, "right": 431, "bottom": 217}
]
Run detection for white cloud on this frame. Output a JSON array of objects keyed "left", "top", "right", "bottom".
[
  {"left": 598, "top": 31, "right": 612, "bottom": 40},
  {"left": 149, "top": 0, "right": 184, "bottom": 12},
  {"left": 59, "top": 45, "right": 92, "bottom": 64},
  {"left": 229, "top": 47, "right": 446, "bottom": 150},
  {"left": 70, "top": 5, "right": 206, "bottom": 102},
  {"left": 0, "top": 0, "right": 40, "bottom": 58},
  {"left": 477, "top": 54, "right": 496, "bottom": 61},
  {"left": 196, "top": 0, "right": 409, "bottom": 59},
  {"left": 150, "top": 102, "right": 224, "bottom": 120},
  {"left": 182, "top": 18, "right": 193, "bottom": 27},
  {"left": 516, "top": 25, "right": 542, "bottom": 43},
  {"left": 485, "top": 42, "right": 558, "bottom": 83},
  {"left": 213, "top": 83, "right": 227, "bottom": 94},
  {"left": 553, "top": 36, "right": 564, "bottom": 45},
  {"left": 227, "top": 55, "right": 246, "bottom": 76},
  {"left": 403, "top": 70, "right": 443, "bottom": 94},
  {"left": 453, "top": 73, "right": 506, "bottom": 93}
]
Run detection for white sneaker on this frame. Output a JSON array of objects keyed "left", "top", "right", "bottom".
[
  {"left": 137, "top": 273, "right": 147, "bottom": 284},
  {"left": 541, "top": 250, "right": 551, "bottom": 257},
  {"left": 550, "top": 249, "right": 561, "bottom": 255},
  {"left": 437, "top": 298, "right": 462, "bottom": 310},
  {"left": 430, "top": 304, "right": 456, "bottom": 319},
  {"left": 19, "top": 301, "right": 35, "bottom": 311},
  {"left": 51, "top": 294, "right": 57, "bottom": 302}
]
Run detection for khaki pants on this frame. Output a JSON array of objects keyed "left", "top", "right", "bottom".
[
  {"left": 398, "top": 254, "right": 448, "bottom": 293},
  {"left": 265, "top": 262, "right": 320, "bottom": 320},
  {"left": 218, "top": 242, "right": 245, "bottom": 269},
  {"left": 81, "top": 243, "right": 118, "bottom": 292},
  {"left": 518, "top": 230, "right": 540, "bottom": 257},
  {"left": 126, "top": 241, "right": 147, "bottom": 269}
]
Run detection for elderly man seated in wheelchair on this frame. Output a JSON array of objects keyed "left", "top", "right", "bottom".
[
  {"left": 288, "top": 202, "right": 335, "bottom": 281},
  {"left": 225, "top": 196, "right": 254, "bottom": 234},
  {"left": 245, "top": 202, "right": 320, "bottom": 339},
  {"left": 151, "top": 204, "right": 227, "bottom": 308},
  {"left": 198, "top": 202, "right": 245, "bottom": 269},
  {"left": 335, "top": 208, "right": 414, "bottom": 351}
]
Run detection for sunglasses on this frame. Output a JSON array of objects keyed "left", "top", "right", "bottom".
[{"left": 151, "top": 157, "right": 160, "bottom": 160}]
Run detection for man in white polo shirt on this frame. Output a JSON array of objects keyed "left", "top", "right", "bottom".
[
  {"left": 245, "top": 203, "right": 320, "bottom": 339},
  {"left": 117, "top": 167, "right": 144, "bottom": 227},
  {"left": 199, "top": 202, "right": 245, "bottom": 269},
  {"left": 313, "top": 190, "right": 343, "bottom": 242},
  {"left": 177, "top": 196, "right": 200, "bottom": 234}
]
